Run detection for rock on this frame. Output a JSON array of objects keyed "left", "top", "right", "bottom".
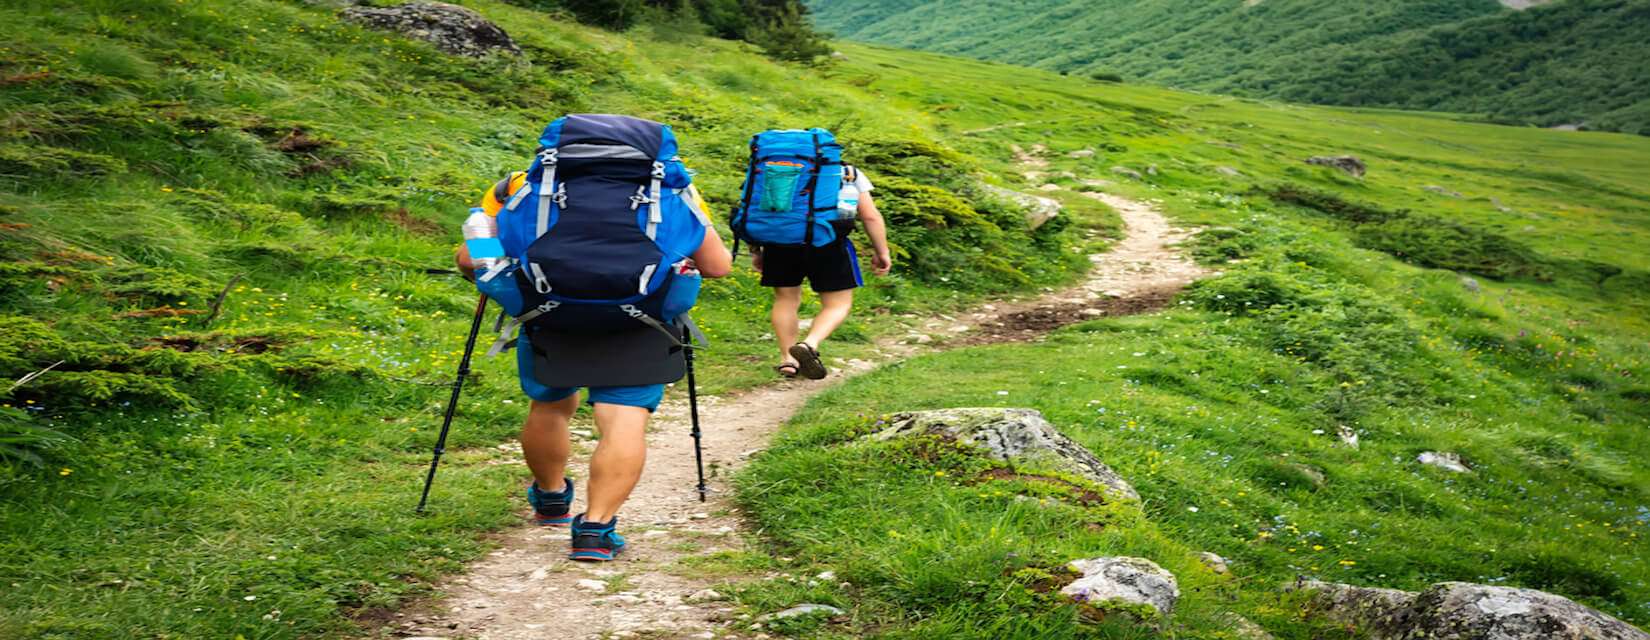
[
  {"left": 342, "top": 2, "right": 522, "bottom": 58},
  {"left": 1111, "top": 166, "right": 1145, "bottom": 180},
  {"left": 1061, "top": 556, "right": 1180, "bottom": 615},
  {"left": 1222, "top": 613, "right": 1276, "bottom": 639},
  {"left": 978, "top": 183, "right": 1062, "bottom": 230},
  {"left": 1306, "top": 155, "right": 1367, "bottom": 178},
  {"left": 1337, "top": 425, "right": 1360, "bottom": 449},
  {"left": 1461, "top": 276, "right": 1481, "bottom": 293},
  {"left": 872, "top": 408, "right": 1137, "bottom": 500},
  {"left": 1418, "top": 451, "right": 1471, "bottom": 473},
  {"left": 1068, "top": 149, "right": 1096, "bottom": 159},
  {"left": 1080, "top": 178, "right": 1116, "bottom": 190},
  {"left": 686, "top": 589, "right": 725, "bottom": 603},
  {"left": 1296, "top": 579, "right": 1421, "bottom": 631},
  {"left": 1290, "top": 463, "right": 1327, "bottom": 488},
  {"left": 1297, "top": 580, "right": 1650, "bottom": 640},
  {"left": 830, "top": 51, "right": 848, "bottom": 59},
  {"left": 1216, "top": 165, "right": 1242, "bottom": 177},
  {"left": 1425, "top": 185, "right": 1465, "bottom": 198},
  {"left": 1146, "top": 164, "right": 1160, "bottom": 176},
  {"left": 758, "top": 604, "right": 845, "bottom": 621},
  {"left": 816, "top": 570, "right": 836, "bottom": 581},
  {"left": 1406, "top": 582, "right": 1650, "bottom": 640},
  {"left": 904, "top": 333, "right": 933, "bottom": 345},
  {"left": 1197, "top": 552, "right": 1230, "bottom": 575},
  {"left": 576, "top": 579, "right": 607, "bottom": 593}
]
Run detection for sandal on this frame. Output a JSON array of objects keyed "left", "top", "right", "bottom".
[
  {"left": 788, "top": 343, "right": 828, "bottom": 380},
  {"left": 774, "top": 363, "right": 799, "bottom": 378}
]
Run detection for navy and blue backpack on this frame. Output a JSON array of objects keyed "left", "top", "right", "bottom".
[
  {"left": 476, "top": 114, "right": 710, "bottom": 356},
  {"left": 729, "top": 128, "right": 845, "bottom": 251}
]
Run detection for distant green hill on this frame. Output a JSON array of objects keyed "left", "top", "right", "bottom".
[{"left": 807, "top": 0, "right": 1650, "bottom": 134}]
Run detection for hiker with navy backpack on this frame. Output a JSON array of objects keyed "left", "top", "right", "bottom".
[
  {"left": 452, "top": 114, "right": 731, "bottom": 562},
  {"left": 730, "top": 128, "right": 892, "bottom": 380}
]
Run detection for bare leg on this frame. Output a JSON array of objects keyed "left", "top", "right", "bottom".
[
  {"left": 583, "top": 403, "right": 651, "bottom": 522},
  {"left": 522, "top": 395, "right": 578, "bottom": 492},
  {"left": 771, "top": 286, "right": 803, "bottom": 366},
  {"left": 803, "top": 289, "right": 854, "bottom": 349}
]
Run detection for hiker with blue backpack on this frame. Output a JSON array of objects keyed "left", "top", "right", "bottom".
[
  {"left": 451, "top": 114, "right": 731, "bottom": 562},
  {"left": 730, "top": 128, "right": 892, "bottom": 380}
]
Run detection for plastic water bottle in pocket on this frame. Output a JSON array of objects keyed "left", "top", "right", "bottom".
[{"left": 836, "top": 180, "right": 860, "bottom": 221}]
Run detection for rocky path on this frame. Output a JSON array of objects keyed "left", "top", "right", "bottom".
[{"left": 381, "top": 191, "right": 1208, "bottom": 640}]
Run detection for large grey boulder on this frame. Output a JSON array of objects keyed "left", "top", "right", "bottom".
[
  {"left": 873, "top": 408, "right": 1137, "bottom": 500},
  {"left": 343, "top": 2, "right": 522, "bottom": 58},
  {"left": 1306, "top": 155, "right": 1367, "bottom": 178},
  {"left": 978, "top": 183, "right": 1062, "bottom": 231},
  {"left": 1297, "top": 580, "right": 1650, "bottom": 640},
  {"left": 1061, "top": 557, "right": 1180, "bottom": 615}
]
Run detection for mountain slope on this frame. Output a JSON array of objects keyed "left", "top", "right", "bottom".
[
  {"left": 3, "top": 0, "right": 1650, "bottom": 637},
  {"left": 807, "top": 0, "right": 1650, "bottom": 133}
]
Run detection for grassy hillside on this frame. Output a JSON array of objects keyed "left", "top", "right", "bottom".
[
  {"left": 0, "top": 1, "right": 1086, "bottom": 636},
  {"left": 2, "top": 0, "right": 1649, "bottom": 638},
  {"left": 728, "top": 43, "right": 1650, "bottom": 637},
  {"left": 806, "top": 0, "right": 1650, "bottom": 134}
]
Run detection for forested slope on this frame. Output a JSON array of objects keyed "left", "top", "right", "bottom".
[{"left": 808, "top": 0, "right": 1650, "bottom": 133}]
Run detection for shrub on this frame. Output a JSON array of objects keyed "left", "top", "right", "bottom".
[{"left": 1354, "top": 216, "right": 1551, "bottom": 281}]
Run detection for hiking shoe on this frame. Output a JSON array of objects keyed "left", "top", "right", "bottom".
[
  {"left": 527, "top": 478, "right": 574, "bottom": 526},
  {"left": 569, "top": 514, "right": 626, "bottom": 562}
]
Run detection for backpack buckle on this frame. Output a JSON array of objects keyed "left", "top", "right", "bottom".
[
  {"left": 629, "top": 185, "right": 654, "bottom": 211},
  {"left": 552, "top": 184, "right": 568, "bottom": 209},
  {"left": 539, "top": 148, "right": 559, "bottom": 166},
  {"left": 650, "top": 161, "right": 665, "bottom": 180}
]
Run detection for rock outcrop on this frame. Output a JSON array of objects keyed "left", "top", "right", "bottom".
[
  {"left": 978, "top": 183, "right": 1062, "bottom": 230},
  {"left": 873, "top": 408, "right": 1137, "bottom": 500},
  {"left": 343, "top": 2, "right": 521, "bottom": 58},
  {"left": 1418, "top": 451, "right": 1471, "bottom": 473},
  {"left": 1296, "top": 580, "right": 1650, "bottom": 640},
  {"left": 1306, "top": 155, "right": 1366, "bottom": 178},
  {"left": 1062, "top": 556, "right": 1180, "bottom": 615}
]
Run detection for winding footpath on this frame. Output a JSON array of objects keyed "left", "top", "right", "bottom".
[{"left": 380, "top": 190, "right": 1208, "bottom": 640}]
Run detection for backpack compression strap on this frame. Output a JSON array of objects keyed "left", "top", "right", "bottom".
[{"left": 730, "top": 136, "right": 760, "bottom": 259}]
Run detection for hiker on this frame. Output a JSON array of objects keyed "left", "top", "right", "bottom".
[
  {"left": 729, "top": 128, "right": 892, "bottom": 380},
  {"left": 455, "top": 114, "right": 731, "bottom": 562}
]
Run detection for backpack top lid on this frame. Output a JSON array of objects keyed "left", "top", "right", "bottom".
[
  {"left": 752, "top": 128, "right": 840, "bottom": 162},
  {"left": 540, "top": 114, "right": 678, "bottom": 162}
]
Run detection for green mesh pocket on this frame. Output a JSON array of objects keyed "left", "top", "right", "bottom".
[{"left": 759, "top": 162, "right": 804, "bottom": 212}]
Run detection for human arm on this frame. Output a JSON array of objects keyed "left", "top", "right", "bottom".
[
  {"left": 857, "top": 191, "right": 892, "bottom": 276},
  {"left": 691, "top": 225, "right": 733, "bottom": 278},
  {"left": 454, "top": 244, "right": 477, "bottom": 281}
]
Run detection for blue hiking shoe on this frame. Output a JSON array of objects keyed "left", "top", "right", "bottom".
[
  {"left": 569, "top": 514, "right": 626, "bottom": 562},
  {"left": 527, "top": 479, "right": 574, "bottom": 526}
]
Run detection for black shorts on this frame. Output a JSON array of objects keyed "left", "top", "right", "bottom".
[{"left": 758, "top": 239, "right": 864, "bottom": 292}]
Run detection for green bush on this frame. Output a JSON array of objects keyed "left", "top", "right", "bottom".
[{"left": 1354, "top": 216, "right": 1551, "bottom": 281}]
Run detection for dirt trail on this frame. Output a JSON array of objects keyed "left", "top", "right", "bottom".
[{"left": 382, "top": 191, "right": 1208, "bottom": 640}]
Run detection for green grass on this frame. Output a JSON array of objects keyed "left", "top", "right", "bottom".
[
  {"left": 808, "top": 0, "right": 1650, "bottom": 134},
  {"left": 0, "top": 1, "right": 1086, "bottom": 637},
  {"left": 2, "top": 0, "right": 1649, "bottom": 638},
  {"left": 725, "top": 41, "right": 1650, "bottom": 640}
]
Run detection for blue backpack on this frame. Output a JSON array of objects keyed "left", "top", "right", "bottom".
[
  {"left": 730, "top": 128, "right": 844, "bottom": 249},
  {"left": 475, "top": 114, "right": 709, "bottom": 355}
]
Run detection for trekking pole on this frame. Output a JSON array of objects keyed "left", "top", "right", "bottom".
[
  {"left": 416, "top": 293, "right": 489, "bottom": 514},
  {"left": 682, "top": 324, "right": 709, "bottom": 502}
]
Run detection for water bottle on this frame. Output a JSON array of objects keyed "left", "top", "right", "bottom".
[
  {"left": 462, "top": 207, "right": 503, "bottom": 272},
  {"left": 836, "top": 179, "right": 860, "bottom": 221}
]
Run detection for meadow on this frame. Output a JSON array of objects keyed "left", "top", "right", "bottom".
[
  {"left": 1, "top": 0, "right": 1648, "bottom": 638},
  {"left": 728, "top": 43, "right": 1650, "bottom": 637}
]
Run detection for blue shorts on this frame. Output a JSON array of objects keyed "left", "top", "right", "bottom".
[{"left": 515, "top": 335, "right": 665, "bottom": 411}]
